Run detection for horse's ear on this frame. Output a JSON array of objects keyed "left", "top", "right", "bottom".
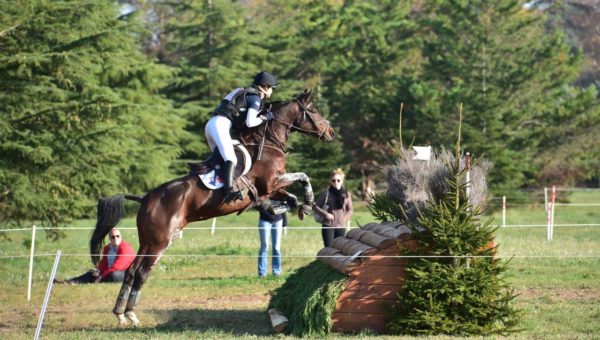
[{"left": 303, "top": 88, "right": 312, "bottom": 100}]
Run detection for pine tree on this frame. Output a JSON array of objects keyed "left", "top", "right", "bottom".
[
  {"left": 163, "top": 0, "right": 271, "bottom": 163},
  {"left": 401, "top": 0, "right": 597, "bottom": 190},
  {"left": 369, "top": 118, "right": 520, "bottom": 335},
  {"left": 0, "top": 1, "right": 184, "bottom": 232}
]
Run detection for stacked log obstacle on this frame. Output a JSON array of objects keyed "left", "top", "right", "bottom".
[{"left": 316, "top": 221, "right": 418, "bottom": 334}]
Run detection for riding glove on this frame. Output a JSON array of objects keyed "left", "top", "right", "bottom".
[{"left": 261, "top": 111, "right": 274, "bottom": 121}]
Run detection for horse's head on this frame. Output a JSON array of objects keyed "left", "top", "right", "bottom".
[{"left": 281, "top": 89, "right": 335, "bottom": 142}]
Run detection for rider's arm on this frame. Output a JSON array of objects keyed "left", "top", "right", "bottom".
[{"left": 245, "top": 94, "right": 264, "bottom": 128}]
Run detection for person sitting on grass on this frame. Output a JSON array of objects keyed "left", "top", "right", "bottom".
[{"left": 55, "top": 228, "right": 135, "bottom": 284}]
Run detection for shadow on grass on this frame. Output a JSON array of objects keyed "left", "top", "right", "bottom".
[{"left": 129, "top": 308, "right": 273, "bottom": 336}]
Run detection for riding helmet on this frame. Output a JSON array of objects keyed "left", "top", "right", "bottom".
[{"left": 253, "top": 71, "right": 278, "bottom": 88}]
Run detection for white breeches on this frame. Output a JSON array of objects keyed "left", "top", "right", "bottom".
[{"left": 205, "top": 115, "right": 237, "bottom": 165}]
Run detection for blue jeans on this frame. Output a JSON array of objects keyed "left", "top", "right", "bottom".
[{"left": 258, "top": 218, "right": 282, "bottom": 276}]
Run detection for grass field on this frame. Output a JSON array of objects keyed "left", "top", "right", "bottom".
[{"left": 1, "top": 192, "right": 599, "bottom": 339}]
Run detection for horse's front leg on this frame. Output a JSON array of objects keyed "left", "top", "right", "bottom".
[{"left": 273, "top": 172, "right": 313, "bottom": 220}]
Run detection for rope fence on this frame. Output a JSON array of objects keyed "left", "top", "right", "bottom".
[{"left": 3, "top": 253, "right": 600, "bottom": 260}]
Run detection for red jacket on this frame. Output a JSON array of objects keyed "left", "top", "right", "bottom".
[{"left": 97, "top": 240, "right": 135, "bottom": 279}]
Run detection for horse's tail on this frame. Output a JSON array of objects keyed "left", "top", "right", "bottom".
[{"left": 90, "top": 194, "right": 143, "bottom": 265}]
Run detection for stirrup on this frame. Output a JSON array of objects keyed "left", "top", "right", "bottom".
[{"left": 224, "top": 190, "right": 243, "bottom": 203}]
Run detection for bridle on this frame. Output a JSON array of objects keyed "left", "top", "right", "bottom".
[
  {"left": 273, "top": 99, "right": 331, "bottom": 139},
  {"left": 243, "top": 96, "right": 331, "bottom": 156}
]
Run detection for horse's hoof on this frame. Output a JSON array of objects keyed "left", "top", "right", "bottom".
[
  {"left": 298, "top": 204, "right": 312, "bottom": 221},
  {"left": 125, "top": 311, "right": 140, "bottom": 327},
  {"left": 116, "top": 313, "right": 128, "bottom": 327}
]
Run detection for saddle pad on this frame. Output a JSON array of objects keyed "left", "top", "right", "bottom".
[{"left": 198, "top": 141, "right": 251, "bottom": 190}]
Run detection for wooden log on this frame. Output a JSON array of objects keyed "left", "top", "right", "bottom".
[
  {"left": 331, "top": 237, "right": 376, "bottom": 256},
  {"left": 268, "top": 308, "right": 288, "bottom": 333},
  {"left": 347, "top": 228, "right": 395, "bottom": 249},
  {"left": 318, "top": 254, "right": 355, "bottom": 273},
  {"left": 362, "top": 223, "right": 409, "bottom": 239},
  {"left": 345, "top": 228, "right": 367, "bottom": 241},
  {"left": 316, "top": 247, "right": 342, "bottom": 258}
]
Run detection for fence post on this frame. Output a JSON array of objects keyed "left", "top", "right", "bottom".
[
  {"left": 27, "top": 225, "right": 37, "bottom": 301},
  {"left": 34, "top": 250, "right": 61, "bottom": 340},
  {"left": 544, "top": 187, "right": 548, "bottom": 212},
  {"left": 211, "top": 218, "right": 217, "bottom": 235},
  {"left": 547, "top": 186, "right": 556, "bottom": 241},
  {"left": 502, "top": 196, "right": 506, "bottom": 227}
]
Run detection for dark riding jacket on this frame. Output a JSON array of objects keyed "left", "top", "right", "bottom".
[{"left": 212, "top": 87, "right": 262, "bottom": 131}]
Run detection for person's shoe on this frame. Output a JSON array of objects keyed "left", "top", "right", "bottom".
[
  {"left": 223, "top": 160, "right": 243, "bottom": 203},
  {"left": 258, "top": 274, "right": 266, "bottom": 279}
]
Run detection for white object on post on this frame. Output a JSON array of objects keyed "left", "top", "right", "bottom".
[{"left": 412, "top": 146, "right": 431, "bottom": 161}]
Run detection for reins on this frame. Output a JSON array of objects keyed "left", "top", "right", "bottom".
[{"left": 240, "top": 96, "right": 330, "bottom": 157}]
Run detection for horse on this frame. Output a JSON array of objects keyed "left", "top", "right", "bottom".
[{"left": 89, "top": 89, "right": 335, "bottom": 326}]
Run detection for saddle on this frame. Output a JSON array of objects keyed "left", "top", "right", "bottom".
[{"left": 188, "top": 140, "right": 252, "bottom": 190}]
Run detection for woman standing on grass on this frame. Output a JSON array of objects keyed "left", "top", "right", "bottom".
[{"left": 313, "top": 168, "right": 353, "bottom": 247}]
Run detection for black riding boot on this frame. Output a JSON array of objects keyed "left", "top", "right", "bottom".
[{"left": 223, "top": 160, "right": 243, "bottom": 203}]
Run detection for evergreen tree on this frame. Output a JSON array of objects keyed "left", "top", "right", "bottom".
[
  {"left": 0, "top": 1, "right": 183, "bottom": 232},
  {"left": 164, "top": 0, "right": 271, "bottom": 164},
  {"left": 401, "top": 0, "right": 597, "bottom": 190},
  {"left": 317, "top": 0, "right": 420, "bottom": 185},
  {"left": 369, "top": 143, "right": 519, "bottom": 335}
]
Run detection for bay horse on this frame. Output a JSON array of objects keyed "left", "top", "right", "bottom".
[{"left": 89, "top": 89, "right": 335, "bottom": 326}]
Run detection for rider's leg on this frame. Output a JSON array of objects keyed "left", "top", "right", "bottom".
[
  {"left": 205, "top": 116, "right": 242, "bottom": 202},
  {"left": 206, "top": 116, "right": 236, "bottom": 163}
]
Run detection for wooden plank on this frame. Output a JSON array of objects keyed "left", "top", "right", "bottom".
[
  {"left": 348, "top": 265, "right": 406, "bottom": 284},
  {"left": 332, "top": 312, "right": 389, "bottom": 333},
  {"left": 361, "top": 254, "right": 408, "bottom": 266},
  {"left": 338, "top": 283, "right": 403, "bottom": 299},
  {"left": 334, "top": 297, "right": 396, "bottom": 314}
]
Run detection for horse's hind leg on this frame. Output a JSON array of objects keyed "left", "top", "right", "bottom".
[
  {"left": 113, "top": 247, "right": 146, "bottom": 326},
  {"left": 123, "top": 245, "right": 165, "bottom": 326}
]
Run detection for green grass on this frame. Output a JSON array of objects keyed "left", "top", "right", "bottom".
[{"left": 0, "top": 196, "right": 599, "bottom": 339}]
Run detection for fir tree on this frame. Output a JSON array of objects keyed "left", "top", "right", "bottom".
[
  {"left": 401, "top": 0, "right": 597, "bottom": 190},
  {"left": 0, "top": 1, "right": 184, "bottom": 233},
  {"left": 369, "top": 113, "right": 520, "bottom": 335},
  {"left": 163, "top": 0, "right": 271, "bottom": 163}
]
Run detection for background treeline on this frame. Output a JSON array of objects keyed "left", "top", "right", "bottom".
[{"left": 1, "top": 0, "right": 599, "bottom": 230}]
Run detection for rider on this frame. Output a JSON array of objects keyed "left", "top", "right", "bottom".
[{"left": 205, "top": 71, "right": 278, "bottom": 203}]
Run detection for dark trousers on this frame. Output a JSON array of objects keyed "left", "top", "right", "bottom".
[
  {"left": 68, "top": 269, "right": 126, "bottom": 283},
  {"left": 321, "top": 226, "right": 346, "bottom": 247}
]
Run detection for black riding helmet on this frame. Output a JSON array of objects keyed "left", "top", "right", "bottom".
[{"left": 253, "top": 71, "right": 278, "bottom": 88}]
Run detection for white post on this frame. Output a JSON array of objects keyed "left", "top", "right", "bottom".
[
  {"left": 544, "top": 187, "right": 548, "bottom": 212},
  {"left": 211, "top": 218, "right": 217, "bottom": 235},
  {"left": 550, "top": 185, "right": 556, "bottom": 240},
  {"left": 34, "top": 250, "right": 61, "bottom": 340},
  {"left": 27, "top": 225, "right": 37, "bottom": 301},
  {"left": 179, "top": 229, "right": 183, "bottom": 239},
  {"left": 502, "top": 196, "right": 506, "bottom": 227},
  {"left": 547, "top": 186, "right": 556, "bottom": 241}
]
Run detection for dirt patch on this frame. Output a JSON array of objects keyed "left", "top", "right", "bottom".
[
  {"left": 145, "top": 293, "right": 270, "bottom": 310},
  {"left": 517, "top": 288, "right": 600, "bottom": 300}
]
